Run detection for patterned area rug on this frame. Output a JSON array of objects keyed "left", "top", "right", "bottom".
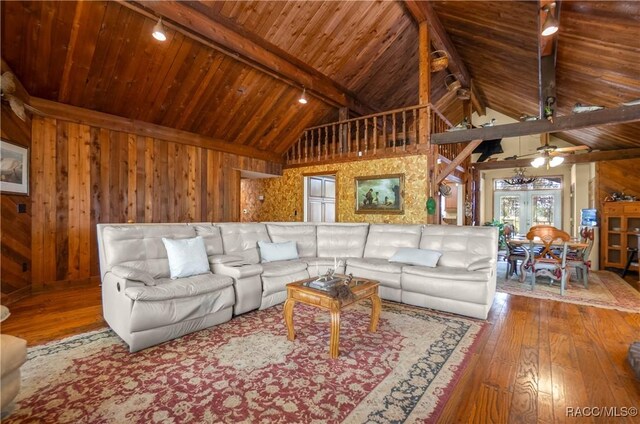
[
  {"left": 497, "top": 261, "right": 640, "bottom": 312},
  {"left": 6, "top": 302, "right": 486, "bottom": 424}
]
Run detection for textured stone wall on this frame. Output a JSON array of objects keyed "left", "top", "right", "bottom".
[{"left": 254, "top": 155, "right": 430, "bottom": 224}]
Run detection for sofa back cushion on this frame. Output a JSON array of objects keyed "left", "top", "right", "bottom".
[
  {"left": 218, "top": 223, "right": 271, "bottom": 264},
  {"left": 266, "top": 224, "right": 317, "bottom": 258},
  {"left": 419, "top": 225, "right": 498, "bottom": 268},
  {"left": 316, "top": 224, "right": 369, "bottom": 258},
  {"left": 364, "top": 224, "right": 423, "bottom": 259},
  {"left": 192, "top": 224, "right": 224, "bottom": 256},
  {"left": 102, "top": 224, "right": 196, "bottom": 278}
]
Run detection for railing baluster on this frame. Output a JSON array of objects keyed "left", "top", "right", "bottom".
[
  {"left": 332, "top": 124, "right": 336, "bottom": 158},
  {"left": 324, "top": 126, "right": 329, "bottom": 160},
  {"left": 413, "top": 109, "right": 418, "bottom": 149},
  {"left": 383, "top": 115, "right": 387, "bottom": 148},
  {"left": 392, "top": 113, "right": 397, "bottom": 152},
  {"left": 347, "top": 121, "right": 352, "bottom": 155},
  {"left": 373, "top": 117, "right": 378, "bottom": 155},
  {"left": 304, "top": 131, "right": 308, "bottom": 163},
  {"left": 402, "top": 110, "right": 407, "bottom": 151},
  {"left": 364, "top": 118, "right": 369, "bottom": 155}
]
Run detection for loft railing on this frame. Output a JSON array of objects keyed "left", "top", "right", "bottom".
[{"left": 285, "top": 104, "right": 458, "bottom": 166}]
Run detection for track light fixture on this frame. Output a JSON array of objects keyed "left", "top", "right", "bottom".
[
  {"left": 298, "top": 87, "right": 308, "bottom": 105},
  {"left": 152, "top": 18, "right": 167, "bottom": 42},
  {"left": 541, "top": 2, "right": 559, "bottom": 36}
]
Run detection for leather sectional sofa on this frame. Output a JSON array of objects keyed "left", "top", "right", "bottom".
[{"left": 97, "top": 222, "right": 498, "bottom": 352}]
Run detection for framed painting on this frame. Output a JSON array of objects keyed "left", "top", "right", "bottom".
[
  {"left": 1, "top": 139, "right": 29, "bottom": 195},
  {"left": 355, "top": 173, "right": 404, "bottom": 214}
]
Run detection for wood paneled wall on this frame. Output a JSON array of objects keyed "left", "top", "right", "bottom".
[
  {"left": 596, "top": 159, "right": 640, "bottom": 206},
  {"left": 1, "top": 106, "right": 32, "bottom": 303},
  {"left": 29, "top": 116, "right": 280, "bottom": 287}
]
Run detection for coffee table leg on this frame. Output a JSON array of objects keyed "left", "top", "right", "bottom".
[
  {"left": 283, "top": 298, "right": 296, "bottom": 341},
  {"left": 329, "top": 303, "right": 340, "bottom": 358},
  {"left": 369, "top": 294, "right": 381, "bottom": 332}
]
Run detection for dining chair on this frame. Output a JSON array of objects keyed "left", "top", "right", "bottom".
[
  {"left": 565, "top": 227, "right": 594, "bottom": 288},
  {"left": 526, "top": 226, "right": 570, "bottom": 295}
]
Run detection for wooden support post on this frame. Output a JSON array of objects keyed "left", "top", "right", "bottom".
[{"left": 418, "top": 21, "right": 437, "bottom": 224}]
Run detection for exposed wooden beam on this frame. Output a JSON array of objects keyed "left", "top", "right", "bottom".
[
  {"left": 29, "top": 97, "right": 284, "bottom": 164},
  {"left": 432, "top": 104, "right": 640, "bottom": 144},
  {"left": 472, "top": 148, "right": 640, "bottom": 170},
  {"left": 538, "top": 0, "right": 560, "bottom": 120},
  {"left": 122, "top": 1, "right": 375, "bottom": 116},
  {"left": 435, "top": 139, "right": 482, "bottom": 184},
  {"left": 404, "top": 0, "right": 470, "bottom": 87}
]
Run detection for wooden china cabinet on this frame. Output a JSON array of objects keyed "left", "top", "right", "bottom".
[{"left": 601, "top": 201, "right": 640, "bottom": 271}]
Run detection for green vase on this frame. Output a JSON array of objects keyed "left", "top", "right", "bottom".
[{"left": 426, "top": 197, "right": 436, "bottom": 215}]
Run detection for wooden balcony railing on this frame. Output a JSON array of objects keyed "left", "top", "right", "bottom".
[{"left": 285, "top": 104, "right": 455, "bottom": 166}]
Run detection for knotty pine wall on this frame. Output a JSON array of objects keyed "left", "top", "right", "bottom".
[
  {"left": 1, "top": 105, "right": 32, "bottom": 303},
  {"left": 27, "top": 116, "right": 280, "bottom": 290},
  {"left": 595, "top": 159, "right": 640, "bottom": 205}
]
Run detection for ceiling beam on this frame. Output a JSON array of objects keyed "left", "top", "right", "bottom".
[
  {"left": 472, "top": 148, "right": 640, "bottom": 170},
  {"left": 404, "top": 0, "right": 469, "bottom": 87},
  {"left": 431, "top": 104, "right": 640, "bottom": 144},
  {"left": 538, "top": 0, "right": 560, "bottom": 120},
  {"left": 121, "top": 1, "right": 375, "bottom": 116}
]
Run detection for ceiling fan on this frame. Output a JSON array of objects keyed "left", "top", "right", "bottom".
[
  {"left": 0, "top": 72, "right": 27, "bottom": 121},
  {"left": 504, "top": 133, "right": 591, "bottom": 168}
]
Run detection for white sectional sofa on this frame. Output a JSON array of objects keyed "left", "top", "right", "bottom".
[{"left": 97, "top": 222, "right": 497, "bottom": 352}]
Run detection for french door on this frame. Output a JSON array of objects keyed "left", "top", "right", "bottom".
[{"left": 494, "top": 190, "right": 561, "bottom": 234}]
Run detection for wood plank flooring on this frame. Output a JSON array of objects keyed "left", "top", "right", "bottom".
[{"left": 1, "top": 276, "right": 639, "bottom": 423}]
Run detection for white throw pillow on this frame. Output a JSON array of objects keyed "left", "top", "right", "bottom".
[
  {"left": 389, "top": 247, "right": 442, "bottom": 267},
  {"left": 162, "top": 236, "right": 210, "bottom": 279},
  {"left": 258, "top": 240, "right": 299, "bottom": 263}
]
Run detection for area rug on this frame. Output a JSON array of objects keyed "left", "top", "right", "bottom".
[
  {"left": 497, "top": 261, "right": 640, "bottom": 312},
  {"left": 5, "top": 302, "right": 486, "bottom": 424}
]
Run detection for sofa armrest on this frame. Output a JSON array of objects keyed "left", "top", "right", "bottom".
[
  {"left": 208, "top": 254, "right": 245, "bottom": 265},
  {"left": 467, "top": 258, "right": 494, "bottom": 272},
  {"left": 110, "top": 266, "right": 156, "bottom": 286}
]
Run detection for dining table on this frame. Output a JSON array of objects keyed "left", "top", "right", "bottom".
[{"left": 507, "top": 237, "right": 590, "bottom": 283}]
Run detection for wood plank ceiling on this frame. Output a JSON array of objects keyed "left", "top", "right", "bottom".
[{"left": 1, "top": 1, "right": 639, "bottom": 156}]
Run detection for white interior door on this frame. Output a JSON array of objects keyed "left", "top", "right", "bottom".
[{"left": 305, "top": 176, "right": 336, "bottom": 222}]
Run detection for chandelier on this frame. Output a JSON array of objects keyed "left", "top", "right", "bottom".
[{"left": 502, "top": 168, "right": 537, "bottom": 186}]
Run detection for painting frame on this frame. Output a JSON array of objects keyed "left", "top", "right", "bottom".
[
  {"left": 1, "top": 139, "right": 29, "bottom": 195},
  {"left": 355, "top": 173, "right": 404, "bottom": 214}
]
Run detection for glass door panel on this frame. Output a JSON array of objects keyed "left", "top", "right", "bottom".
[
  {"left": 497, "top": 195, "right": 522, "bottom": 234},
  {"left": 530, "top": 194, "right": 555, "bottom": 226}
]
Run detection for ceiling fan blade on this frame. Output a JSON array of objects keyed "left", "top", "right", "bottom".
[{"left": 554, "top": 145, "right": 591, "bottom": 153}]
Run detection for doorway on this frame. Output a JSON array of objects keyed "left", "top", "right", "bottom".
[
  {"left": 494, "top": 190, "right": 561, "bottom": 234},
  {"left": 304, "top": 175, "right": 336, "bottom": 222}
]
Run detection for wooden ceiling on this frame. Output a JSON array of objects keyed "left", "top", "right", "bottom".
[{"left": 2, "top": 1, "right": 639, "bottom": 157}]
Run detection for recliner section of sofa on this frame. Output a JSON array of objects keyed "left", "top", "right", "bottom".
[
  {"left": 98, "top": 222, "right": 498, "bottom": 351},
  {"left": 97, "top": 224, "right": 235, "bottom": 352}
]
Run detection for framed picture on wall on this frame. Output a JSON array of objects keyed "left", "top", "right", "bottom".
[
  {"left": 355, "top": 173, "right": 404, "bottom": 214},
  {"left": 1, "top": 139, "right": 29, "bottom": 195}
]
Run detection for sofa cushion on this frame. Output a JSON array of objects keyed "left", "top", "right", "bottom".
[
  {"left": 317, "top": 224, "right": 369, "bottom": 258},
  {"left": 363, "top": 224, "right": 423, "bottom": 259},
  {"left": 212, "top": 263, "right": 264, "bottom": 279},
  {"left": 162, "top": 236, "right": 210, "bottom": 279},
  {"left": 419, "top": 225, "right": 498, "bottom": 268},
  {"left": 266, "top": 224, "right": 317, "bottom": 258},
  {"left": 258, "top": 240, "right": 299, "bottom": 263},
  {"left": 260, "top": 260, "right": 308, "bottom": 278},
  {"left": 102, "top": 224, "right": 196, "bottom": 278},
  {"left": 218, "top": 223, "right": 271, "bottom": 264},
  {"left": 390, "top": 248, "right": 442, "bottom": 268},
  {"left": 192, "top": 224, "right": 224, "bottom": 256},
  {"left": 347, "top": 258, "right": 403, "bottom": 274},
  {"left": 403, "top": 265, "right": 490, "bottom": 282},
  {"left": 0, "top": 334, "right": 27, "bottom": 379},
  {"left": 124, "top": 273, "right": 233, "bottom": 301}
]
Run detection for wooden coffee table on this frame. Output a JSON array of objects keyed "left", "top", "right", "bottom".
[{"left": 283, "top": 276, "right": 381, "bottom": 359}]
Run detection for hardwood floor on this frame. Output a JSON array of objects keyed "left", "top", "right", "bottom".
[{"left": 1, "top": 277, "right": 639, "bottom": 423}]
